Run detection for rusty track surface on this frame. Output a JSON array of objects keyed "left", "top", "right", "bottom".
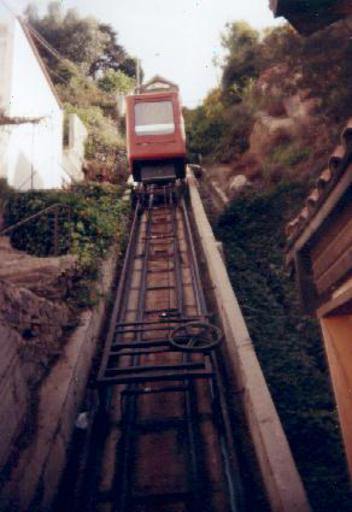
[{"left": 81, "top": 185, "right": 244, "bottom": 512}]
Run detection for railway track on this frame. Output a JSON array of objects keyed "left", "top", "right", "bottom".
[{"left": 78, "top": 184, "right": 244, "bottom": 512}]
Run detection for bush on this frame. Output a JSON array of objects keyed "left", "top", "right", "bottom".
[
  {"left": 64, "top": 104, "right": 122, "bottom": 159},
  {"left": 55, "top": 66, "right": 125, "bottom": 178},
  {"left": 5, "top": 183, "right": 126, "bottom": 269},
  {"left": 0, "top": 179, "right": 14, "bottom": 212},
  {"left": 218, "top": 103, "right": 254, "bottom": 162},
  {"left": 97, "top": 69, "right": 135, "bottom": 94},
  {"left": 4, "top": 183, "right": 130, "bottom": 307},
  {"left": 184, "top": 97, "right": 254, "bottom": 164},
  {"left": 271, "top": 143, "right": 311, "bottom": 167}
]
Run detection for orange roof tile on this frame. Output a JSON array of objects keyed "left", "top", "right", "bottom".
[{"left": 286, "top": 118, "right": 352, "bottom": 248}]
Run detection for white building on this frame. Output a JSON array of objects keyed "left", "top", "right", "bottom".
[
  {"left": 0, "top": 13, "right": 84, "bottom": 190},
  {"left": 63, "top": 113, "right": 88, "bottom": 183}
]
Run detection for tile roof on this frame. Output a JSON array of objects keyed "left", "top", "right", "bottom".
[{"left": 285, "top": 118, "right": 352, "bottom": 248}]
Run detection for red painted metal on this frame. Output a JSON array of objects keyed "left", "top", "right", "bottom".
[{"left": 125, "top": 90, "right": 186, "bottom": 181}]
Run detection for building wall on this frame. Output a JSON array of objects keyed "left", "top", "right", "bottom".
[
  {"left": 320, "top": 314, "right": 352, "bottom": 476},
  {"left": 62, "top": 113, "right": 88, "bottom": 182},
  {"left": 0, "top": 13, "right": 13, "bottom": 186},
  {"left": 0, "top": 15, "right": 13, "bottom": 111},
  {"left": 0, "top": 16, "right": 65, "bottom": 190}
]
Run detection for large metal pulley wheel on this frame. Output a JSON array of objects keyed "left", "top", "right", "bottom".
[{"left": 169, "top": 322, "right": 223, "bottom": 352}]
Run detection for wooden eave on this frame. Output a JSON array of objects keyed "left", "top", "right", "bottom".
[
  {"left": 270, "top": 0, "right": 350, "bottom": 35},
  {"left": 286, "top": 157, "right": 352, "bottom": 266},
  {"left": 317, "top": 285, "right": 352, "bottom": 317}
]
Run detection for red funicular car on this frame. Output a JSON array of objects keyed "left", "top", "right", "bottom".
[{"left": 125, "top": 76, "right": 186, "bottom": 184}]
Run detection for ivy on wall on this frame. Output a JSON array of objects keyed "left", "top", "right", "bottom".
[{"left": 215, "top": 182, "right": 352, "bottom": 511}]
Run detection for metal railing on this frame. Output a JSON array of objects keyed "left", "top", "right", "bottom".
[{"left": 0, "top": 203, "right": 72, "bottom": 256}]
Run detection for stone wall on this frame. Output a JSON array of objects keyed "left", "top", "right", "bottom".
[
  {"left": 0, "top": 237, "right": 78, "bottom": 504},
  {"left": 0, "top": 323, "right": 29, "bottom": 467},
  {"left": 0, "top": 242, "right": 122, "bottom": 511}
]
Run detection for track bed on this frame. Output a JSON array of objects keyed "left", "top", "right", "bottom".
[{"left": 77, "top": 185, "right": 244, "bottom": 512}]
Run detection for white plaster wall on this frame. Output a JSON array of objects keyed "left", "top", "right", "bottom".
[
  {"left": 0, "top": 12, "right": 13, "bottom": 113},
  {"left": 0, "top": 11, "right": 13, "bottom": 182},
  {"left": 62, "top": 113, "right": 87, "bottom": 182},
  {"left": 0, "top": 16, "right": 65, "bottom": 190}
]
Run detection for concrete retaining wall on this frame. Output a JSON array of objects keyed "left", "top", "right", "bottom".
[
  {"left": 0, "top": 324, "right": 29, "bottom": 466},
  {"left": 187, "top": 169, "right": 311, "bottom": 512},
  {"left": 0, "top": 245, "right": 121, "bottom": 511}
]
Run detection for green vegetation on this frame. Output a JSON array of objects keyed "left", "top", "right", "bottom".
[
  {"left": 260, "top": 142, "right": 312, "bottom": 183},
  {"left": 215, "top": 183, "right": 352, "bottom": 511},
  {"left": 185, "top": 13, "right": 352, "bottom": 511},
  {"left": 270, "top": 143, "right": 311, "bottom": 168},
  {"left": 220, "top": 21, "right": 260, "bottom": 102},
  {"left": 185, "top": 20, "right": 352, "bottom": 176},
  {"left": 4, "top": 183, "right": 130, "bottom": 307},
  {"left": 187, "top": 15, "right": 352, "bottom": 508},
  {"left": 64, "top": 103, "right": 122, "bottom": 160},
  {"left": 184, "top": 93, "right": 253, "bottom": 164},
  {"left": 0, "top": 178, "right": 14, "bottom": 212},
  {"left": 97, "top": 69, "right": 135, "bottom": 94},
  {"left": 184, "top": 104, "right": 228, "bottom": 163}
]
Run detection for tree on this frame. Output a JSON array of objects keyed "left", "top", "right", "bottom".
[
  {"left": 25, "top": 2, "right": 140, "bottom": 79},
  {"left": 259, "top": 25, "right": 302, "bottom": 70},
  {"left": 89, "top": 24, "right": 128, "bottom": 77},
  {"left": 119, "top": 57, "right": 140, "bottom": 81},
  {"left": 203, "top": 88, "right": 226, "bottom": 120},
  {"left": 184, "top": 102, "right": 228, "bottom": 162},
  {"left": 97, "top": 69, "right": 135, "bottom": 94},
  {"left": 220, "top": 21, "right": 260, "bottom": 103}
]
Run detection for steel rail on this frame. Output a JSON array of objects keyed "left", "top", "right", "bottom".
[
  {"left": 114, "top": 192, "right": 155, "bottom": 512},
  {"left": 65, "top": 200, "right": 143, "bottom": 511},
  {"left": 171, "top": 191, "right": 208, "bottom": 511},
  {"left": 114, "top": 189, "right": 200, "bottom": 510},
  {"left": 171, "top": 200, "right": 184, "bottom": 316},
  {"left": 180, "top": 198, "right": 208, "bottom": 316},
  {"left": 181, "top": 196, "right": 244, "bottom": 512},
  {"left": 112, "top": 188, "right": 206, "bottom": 511},
  {"left": 97, "top": 200, "right": 142, "bottom": 383},
  {"left": 90, "top": 183, "right": 245, "bottom": 512}
]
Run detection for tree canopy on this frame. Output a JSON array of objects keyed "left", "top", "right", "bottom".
[
  {"left": 221, "top": 21, "right": 260, "bottom": 102},
  {"left": 25, "top": 2, "right": 139, "bottom": 79}
]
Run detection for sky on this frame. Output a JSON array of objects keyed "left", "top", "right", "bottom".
[{"left": 10, "top": 0, "right": 284, "bottom": 107}]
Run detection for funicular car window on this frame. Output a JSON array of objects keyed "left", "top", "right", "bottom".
[{"left": 134, "top": 100, "right": 175, "bottom": 135}]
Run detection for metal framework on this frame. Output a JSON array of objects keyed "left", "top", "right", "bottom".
[{"left": 89, "top": 185, "right": 244, "bottom": 511}]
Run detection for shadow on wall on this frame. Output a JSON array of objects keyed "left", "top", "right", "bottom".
[
  {"left": 0, "top": 126, "right": 10, "bottom": 181},
  {"left": 13, "top": 151, "right": 43, "bottom": 190}
]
